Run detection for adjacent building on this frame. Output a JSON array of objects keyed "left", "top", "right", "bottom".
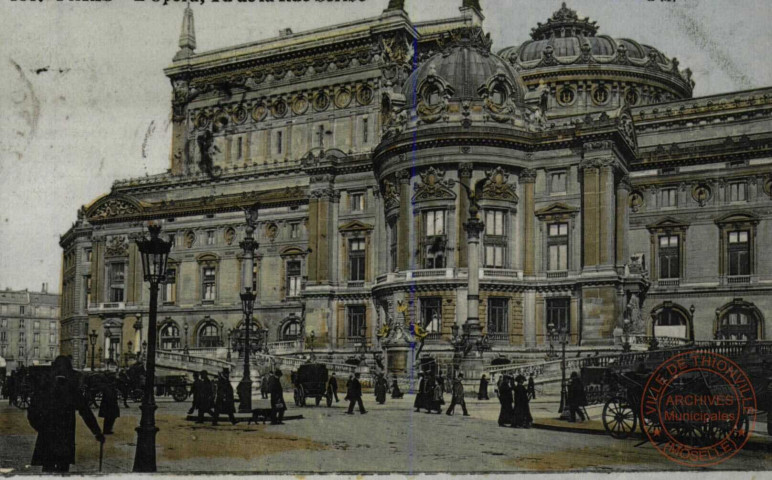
[
  {"left": 59, "top": 1, "right": 772, "bottom": 372},
  {"left": 0, "top": 285, "right": 60, "bottom": 370}
]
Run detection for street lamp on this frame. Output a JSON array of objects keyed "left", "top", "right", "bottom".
[
  {"left": 141, "top": 340, "right": 147, "bottom": 363},
  {"left": 309, "top": 330, "right": 316, "bottom": 354},
  {"left": 132, "top": 223, "right": 171, "bottom": 473},
  {"left": 226, "top": 329, "right": 232, "bottom": 363},
  {"left": 622, "top": 318, "right": 632, "bottom": 352},
  {"left": 239, "top": 287, "right": 257, "bottom": 413},
  {"left": 548, "top": 322, "right": 569, "bottom": 418},
  {"left": 89, "top": 329, "right": 98, "bottom": 371},
  {"left": 106, "top": 330, "right": 114, "bottom": 371},
  {"left": 127, "top": 340, "right": 134, "bottom": 367},
  {"left": 183, "top": 323, "right": 189, "bottom": 355}
]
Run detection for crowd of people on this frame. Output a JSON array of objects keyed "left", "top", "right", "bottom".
[{"left": 496, "top": 374, "right": 533, "bottom": 428}]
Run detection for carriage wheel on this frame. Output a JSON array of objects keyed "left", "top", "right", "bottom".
[
  {"left": 172, "top": 386, "right": 189, "bottom": 402},
  {"left": 16, "top": 394, "right": 29, "bottom": 410},
  {"left": 293, "top": 388, "right": 302, "bottom": 407},
  {"left": 603, "top": 396, "right": 637, "bottom": 439},
  {"left": 326, "top": 391, "right": 333, "bottom": 408}
]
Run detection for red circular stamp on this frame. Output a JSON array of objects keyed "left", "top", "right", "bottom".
[{"left": 641, "top": 351, "right": 756, "bottom": 467}]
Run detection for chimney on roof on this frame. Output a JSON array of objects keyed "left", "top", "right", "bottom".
[
  {"left": 460, "top": 0, "right": 484, "bottom": 24},
  {"left": 174, "top": 6, "right": 196, "bottom": 61}
]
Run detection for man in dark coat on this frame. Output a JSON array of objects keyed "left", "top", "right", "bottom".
[
  {"left": 512, "top": 375, "right": 533, "bottom": 428},
  {"left": 270, "top": 370, "right": 287, "bottom": 425},
  {"left": 374, "top": 373, "right": 387, "bottom": 404},
  {"left": 445, "top": 373, "right": 469, "bottom": 416},
  {"left": 413, "top": 372, "right": 425, "bottom": 412},
  {"left": 187, "top": 372, "right": 200, "bottom": 415},
  {"left": 196, "top": 370, "right": 214, "bottom": 424},
  {"left": 527, "top": 374, "right": 536, "bottom": 400},
  {"left": 98, "top": 376, "right": 120, "bottom": 434},
  {"left": 477, "top": 374, "right": 489, "bottom": 400},
  {"left": 327, "top": 373, "right": 339, "bottom": 402},
  {"left": 424, "top": 373, "right": 438, "bottom": 413},
  {"left": 567, "top": 371, "right": 587, "bottom": 423},
  {"left": 346, "top": 372, "right": 367, "bottom": 414},
  {"left": 260, "top": 374, "right": 270, "bottom": 399},
  {"left": 212, "top": 369, "right": 236, "bottom": 426},
  {"left": 27, "top": 356, "right": 104, "bottom": 473},
  {"left": 497, "top": 375, "right": 514, "bottom": 427}
]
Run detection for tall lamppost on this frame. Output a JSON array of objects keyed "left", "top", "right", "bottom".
[
  {"left": 127, "top": 341, "right": 134, "bottom": 367},
  {"left": 238, "top": 203, "right": 259, "bottom": 413},
  {"left": 548, "top": 321, "right": 569, "bottom": 417},
  {"left": 183, "top": 323, "right": 189, "bottom": 356},
  {"left": 622, "top": 318, "right": 632, "bottom": 352},
  {"left": 106, "top": 330, "right": 114, "bottom": 371},
  {"left": 132, "top": 224, "right": 171, "bottom": 473},
  {"left": 141, "top": 341, "right": 147, "bottom": 363},
  {"left": 89, "top": 329, "right": 98, "bottom": 371},
  {"left": 226, "top": 329, "right": 232, "bottom": 363}
]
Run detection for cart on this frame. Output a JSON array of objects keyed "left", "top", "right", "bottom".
[{"left": 292, "top": 363, "right": 333, "bottom": 407}]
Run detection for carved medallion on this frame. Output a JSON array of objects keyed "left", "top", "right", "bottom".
[
  {"left": 357, "top": 85, "right": 374, "bottom": 106},
  {"left": 272, "top": 99, "right": 288, "bottom": 118},
  {"left": 335, "top": 88, "right": 352, "bottom": 109},
  {"left": 229, "top": 105, "right": 248, "bottom": 125},
  {"left": 291, "top": 95, "right": 309, "bottom": 115},
  {"left": 194, "top": 111, "right": 211, "bottom": 130},
  {"left": 413, "top": 167, "right": 455, "bottom": 201},
  {"left": 184, "top": 230, "right": 196, "bottom": 249},
  {"left": 265, "top": 222, "right": 279, "bottom": 242},
  {"left": 629, "top": 191, "right": 645, "bottom": 213},
  {"left": 224, "top": 227, "right": 236, "bottom": 246},
  {"left": 691, "top": 183, "right": 712, "bottom": 207},
  {"left": 252, "top": 102, "right": 268, "bottom": 122},
  {"left": 105, "top": 236, "right": 128, "bottom": 257},
  {"left": 313, "top": 92, "right": 330, "bottom": 112}
]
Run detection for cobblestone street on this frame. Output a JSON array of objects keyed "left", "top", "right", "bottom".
[{"left": 1, "top": 393, "right": 769, "bottom": 474}]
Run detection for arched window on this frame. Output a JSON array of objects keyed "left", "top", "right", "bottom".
[
  {"left": 716, "top": 300, "right": 762, "bottom": 341},
  {"left": 652, "top": 305, "right": 690, "bottom": 340},
  {"left": 198, "top": 322, "right": 220, "bottom": 348},
  {"left": 281, "top": 320, "right": 301, "bottom": 340},
  {"left": 159, "top": 322, "right": 180, "bottom": 350}
]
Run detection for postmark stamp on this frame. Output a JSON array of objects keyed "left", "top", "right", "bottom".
[{"left": 641, "top": 351, "right": 757, "bottom": 467}]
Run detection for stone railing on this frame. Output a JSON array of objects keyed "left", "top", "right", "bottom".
[
  {"left": 657, "top": 278, "right": 680, "bottom": 287},
  {"left": 546, "top": 271, "right": 568, "bottom": 279},
  {"left": 481, "top": 269, "right": 522, "bottom": 279},
  {"left": 727, "top": 275, "right": 751, "bottom": 285},
  {"left": 268, "top": 339, "right": 303, "bottom": 355},
  {"left": 156, "top": 349, "right": 234, "bottom": 372},
  {"left": 407, "top": 268, "right": 453, "bottom": 279}
]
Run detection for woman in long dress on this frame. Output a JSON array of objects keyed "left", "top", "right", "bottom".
[
  {"left": 497, "top": 375, "right": 514, "bottom": 427},
  {"left": 512, "top": 375, "right": 533, "bottom": 428}
]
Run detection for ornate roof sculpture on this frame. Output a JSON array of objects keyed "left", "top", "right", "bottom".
[{"left": 498, "top": 3, "right": 694, "bottom": 104}]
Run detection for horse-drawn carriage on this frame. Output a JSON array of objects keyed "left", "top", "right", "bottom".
[
  {"left": 584, "top": 344, "right": 770, "bottom": 443},
  {"left": 292, "top": 363, "right": 333, "bottom": 407}
]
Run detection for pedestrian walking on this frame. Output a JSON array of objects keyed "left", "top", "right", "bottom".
[
  {"left": 270, "top": 370, "right": 286, "bottom": 425},
  {"left": 327, "top": 372, "right": 339, "bottom": 403},
  {"left": 431, "top": 373, "right": 445, "bottom": 413},
  {"left": 527, "top": 374, "right": 536, "bottom": 400},
  {"left": 260, "top": 374, "right": 270, "bottom": 399},
  {"left": 98, "top": 377, "right": 120, "bottom": 435},
  {"left": 196, "top": 370, "right": 215, "bottom": 424},
  {"left": 212, "top": 368, "right": 237, "bottom": 426},
  {"left": 445, "top": 373, "right": 469, "bottom": 416},
  {"left": 497, "top": 375, "right": 514, "bottom": 427},
  {"left": 477, "top": 374, "right": 489, "bottom": 400},
  {"left": 187, "top": 372, "right": 200, "bottom": 415},
  {"left": 374, "top": 373, "right": 387, "bottom": 405},
  {"left": 566, "top": 371, "right": 587, "bottom": 423},
  {"left": 413, "top": 372, "right": 426, "bottom": 412},
  {"left": 512, "top": 375, "right": 532, "bottom": 428},
  {"left": 7, "top": 371, "right": 15, "bottom": 406},
  {"left": 117, "top": 369, "right": 131, "bottom": 408},
  {"left": 345, "top": 372, "right": 367, "bottom": 415},
  {"left": 27, "top": 356, "right": 105, "bottom": 473},
  {"left": 390, "top": 374, "right": 403, "bottom": 399}
]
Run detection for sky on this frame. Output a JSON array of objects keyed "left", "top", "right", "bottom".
[{"left": 0, "top": 0, "right": 770, "bottom": 294}]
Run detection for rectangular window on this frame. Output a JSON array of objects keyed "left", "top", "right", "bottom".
[
  {"left": 19, "top": 346, "right": 25, "bottom": 358},
  {"left": 207, "top": 230, "right": 215, "bottom": 245},
  {"left": 84, "top": 275, "right": 92, "bottom": 306},
  {"left": 286, "top": 261, "right": 302, "bottom": 298},
  {"left": 488, "top": 298, "right": 509, "bottom": 334},
  {"left": 19, "top": 319, "right": 24, "bottom": 329},
  {"left": 34, "top": 347, "right": 39, "bottom": 358},
  {"left": 546, "top": 298, "right": 571, "bottom": 333},
  {"left": 50, "top": 321, "right": 55, "bottom": 331},
  {"left": 550, "top": 171, "right": 567, "bottom": 194},
  {"left": 276, "top": 131, "right": 283, "bottom": 155},
  {"left": 351, "top": 192, "right": 365, "bottom": 211},
  {"left": 347, "top": 305, "right": 367, "bottom": 338},
  {"left": 658, "top": 235, "right": 680, "bottom": 279},
  {"left": 0, "top": 319, "right": 6, "bottom": 328},
  {"left": 484, "top": 210, "right": 506, "bottom": 268},
  {"left": 33, "top": 320, "right": 39, "bottom": 330},
  {"left": 85, "top": 249, "right": 92, "bottom": 262},
  {"left": 349, "top": 239, "right": 366, "bottom": 282},
  {"left": 33, "top": 333, "right": 39, "bottom": 344},
  {"left": 290, "top": 222, "right": 300, "bottom": 239},
  {"left": 49, "top": 333, "right": 55, "bottom": 344},
  {"left": 202, "top": 267, "right": 216, "bottom": 301},
  {"left": 362, "top": 118, "right": 369, "bottom": 144},
  {"left": 19, "top": 331, "right": 25, "bottom": 342},
  {"left": 660, "top": 188, "right": 677, "bottom": 208},
  {"left": 163, "top": 268, "right": 177, "bottom": 304},
  {"left": 0, "top": 331, "right": 6, "bottom": 342},
  {"left": 728, "top": 182, "right": 747, "bottom": 202},
  {"left": 728, "top": 230, "right": 750, "bottom": 276},
  {"left": 548, "top": 223, "right": 569, "bottom": 271},
  {"left": 389, "top": 220, "right": 398, "bottom": 272},
  {"left": 423, "top": 210, "right": 446, "bottom": 269},
  {"left": 420, "top": 297, "right": 442, "bottom": 333},
  {"left": 19, "top": 306, "right": 25, "bottom": 315},
  {"left": 108, "top": 262, "right": 126, "bottom": 303},
  {"left": 237, "top": 137, "right": 243, "bottom": 160}
]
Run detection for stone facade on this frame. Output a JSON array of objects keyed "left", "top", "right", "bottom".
[
  {"left": 59, "top": 2, "right": 772, "bottom": 371},
  {"left": 0, "top": 286, "right": 60, "bottom": 370}
]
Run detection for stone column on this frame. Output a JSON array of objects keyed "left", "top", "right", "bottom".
[
  {"left": 457, "top": 163, "right": 473, "bottom": 268},
  {"left": 521, "top": 169, "right": 537, "bottom": 277},
  {"left": 307, "top": 184, "right": 334, "bottom": 285},
  {"left": 616, "top": 176, "right": 631, "bottom": 269},
  {"left": 599, "top": 164, "right": 616, "bottom": 267},
  {"left": 397, "top": 170, "right": 411, "bottom": 271},
  {"left": 464, "top": 216, "right": 485, "bottom": 339},
  {"left": 170, "top": 80, "right": 190, "bottom": 176},
  {"left": 581, "top": 159, "right": 601, "bottom": 268}
]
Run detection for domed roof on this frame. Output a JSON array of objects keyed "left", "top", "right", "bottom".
[{"left": 403, "top": 27, "right": 523, "bottom": 106}]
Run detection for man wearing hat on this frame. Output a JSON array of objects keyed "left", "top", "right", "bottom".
[
  {"left": 445, "top": 372, "right": 469, "bottom": 416},
  {"left": 196, "top": 370, "right": 214, "bottom": 424},
  {"left": 326, "top": 372, "right": 339, "bottom": 403},
  {"left": 212, "top": 368, "right": 236, "bottom": 426},
  {"left": 345, "top": 372, "right": 367, "bottom": 415},
  {"left": 512, "top": 374, "right": 532, "bottom": 428},
  {"left": 477, "top": 374, "right": 489, "bottom": 400},
  {"left": 270, "top": 369, "right": 287, "bottom": 425}
]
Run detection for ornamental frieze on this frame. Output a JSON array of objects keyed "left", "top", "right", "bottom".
[
  {"left": 412, "top": 167, "right": 456, "bottom": 201},
  {"left": 105, "top": 236, "right": 128, "bottom": 257},
  {"left": 89, "top": 198, "right": 141, "bottom": 221},
  {"left": 481, "top": 167, "right": 518, "bottom": 202},
  {"left": 381, "top": 179, "right": 400, "bottom": 211}
]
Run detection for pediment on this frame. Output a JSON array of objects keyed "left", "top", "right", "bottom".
[
  {"left": 339, "top": 220, "right": 374, "bottom": 233},
  {"left": 714, "top": 211, "right": 760, "bottom": 226},
  {"left": 535, "top": 202, "right": 579, "bottom": 219},
  {"left": 646, "top": 216, "right": 690, "bottom": 232},
  {"left": 280, "top": 246, "right": 307, "bottom": 257},
  {"left": 86, "top": 194, "right": 143, "bottom": 221}
]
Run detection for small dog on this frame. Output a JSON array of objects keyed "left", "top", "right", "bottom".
[{"left": 248, "top": 408, "right": 273, "bottom": 425}]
